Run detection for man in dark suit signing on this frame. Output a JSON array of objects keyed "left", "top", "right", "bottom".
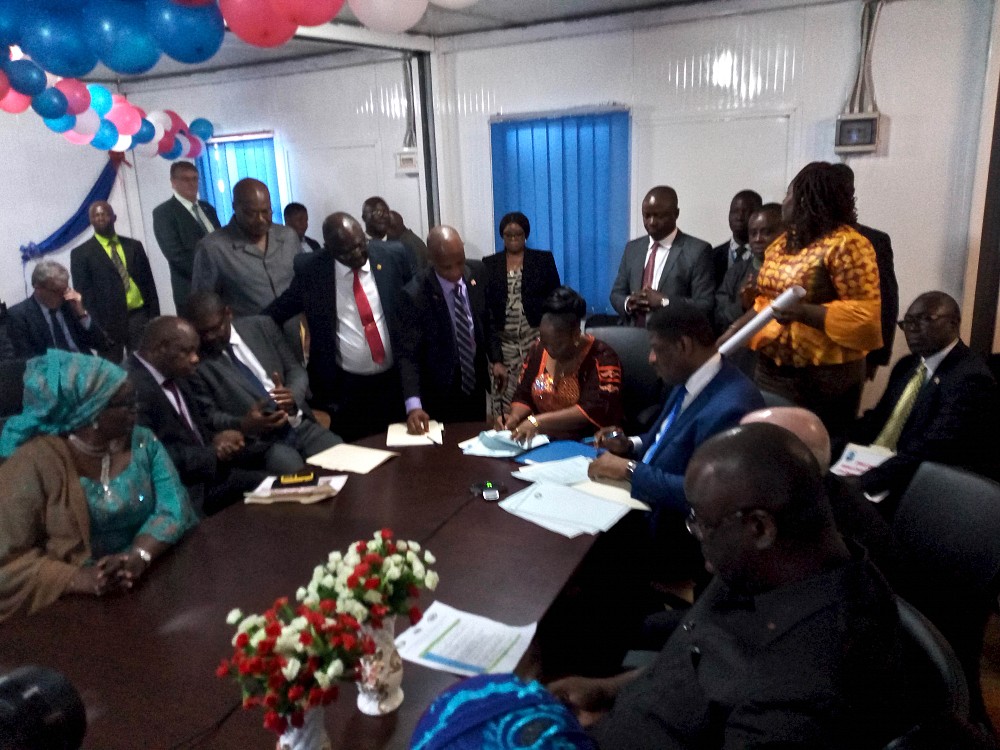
[
  {"left": 266, "top": 212, "right": 412, "bottom": 441},
  {"left": 152, "top": 161, "right": 221, "bottom": 312},
  {"left": 70, "top": 200, "right": 160, "bottom": 361},
  {"left": 397, "top": 225, "right": 500, "bottom": 434},
  {"left": 184, "top": 291, "right": 341, "bottom": 474},
  {"left": 847, "top": 291, "right": 999, "bottom": 510},
  {"left": 7, "top": 260, "right": 109, "bottom": 358},
  {"left": 610, "top": 186, "right": 715, "bottom": 324}
]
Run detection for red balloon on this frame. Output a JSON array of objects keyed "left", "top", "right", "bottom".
[
  {"left": 163, "top": 108, "right": 187, "bottom": 134},
  {"left": 186, "top": 134, "right": 204, "bottom": 158},
  {"left": 0, "top": 71, "right": 9, "bottom": 102},
  {"left": 221, "top": 0, "right": 298, "bottom": 48},
  {"left": 0, "top": 88, "right": 31, "bottom": 114},
  {"left": 157, "top": 131, "right": 176, "bottom": 154},
  {"left": 133, "top": 105, "right": 146, "bottom": 119},
  {"left": 55, "top": 79, "right": 91, "bottom": 115},
  {"left": 269, "top": 0, "right": 345, "bottom": 26}
]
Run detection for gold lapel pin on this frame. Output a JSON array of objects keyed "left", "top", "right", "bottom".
[
  {"left": 376, "top": 264, "right": 382, "bottom": 271},
  {"left": 470, "top": 278, "right": 477, "bottom": 286}
]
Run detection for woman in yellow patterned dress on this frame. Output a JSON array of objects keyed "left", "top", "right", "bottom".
[{"left": 737, "top": 162, "right": 882, "bottom": 438}]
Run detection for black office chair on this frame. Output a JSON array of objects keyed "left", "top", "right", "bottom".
[
  {"left": 896, "top": 596, "right": 970, "bottom": 719},
  {"left": 586, "top": 325, "right": 662, "bottom": 433},
  {"left": 759, "top": 388, "right": 796, "bottom": 408},
  {"left": 890, "top": 462, "right": 1000, "bottom": 725}
]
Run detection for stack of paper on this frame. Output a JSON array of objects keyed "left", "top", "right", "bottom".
[
  {"left": 498, "top": 482, "right": 630, "bottom": 538},
  {"left": 395, "top": 601, "right": 536, "bottom": 677},
  {"left": 511, "top": 456, "right": 650, "bottom": 511},
  {"left": 458, "top": 430, "right": 549, "bottom": 458},
  {"left": 386, "top": 421, "right": 444, "bottom": 446},
  {"left": 245, "top": 475, "right": 348, "bottom": 505},
  {"left": 307, "top": 444, "right": 398, "bottom": 474}
]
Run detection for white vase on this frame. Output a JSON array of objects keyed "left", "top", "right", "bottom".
[
  {"left": 276, "top": 706, "right": 330, "bottom": 750},
  {"left": 356, "top": 616, "right": 404, "bottom": 716}
]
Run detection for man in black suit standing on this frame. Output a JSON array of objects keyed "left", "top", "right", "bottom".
[
  {"left": 266, "top": 212, "right": 412, "bottom": 441},
  {"left": 848, "top": 291, "right": 999, "bottom": 509},
  {"left": 152, "top": 161, "right": 221, "bottom": 312},
  {"left": 283, "top": 202, "right": 321, "bottom": 253},
  {"left": 7, "top": 260, "right": 109, "bottom": 358},
  {"left": 710, "top": 189, "right": 762, "bottom": 288},
  {"left": 71, "top": 200, "right": 160, "bottom": 361},
  {"left": 397, "top": 226, "right": 499, "bottom": 434},
  {"left": 184, "top": 291, "right": 340, "bottom": 474},
  {"left": 129, "top": 316, "right": 267, "bottom": 516},
  {"left": 610, "top": 186, "right": 715, "bottom": 324}
]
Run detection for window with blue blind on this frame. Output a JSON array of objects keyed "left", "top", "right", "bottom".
[
  {"left": 195, "top": 133, "right": 282, "bottom": 226},
  {"left": 490, "top": 110, "right": 631, "bottom": 315}
]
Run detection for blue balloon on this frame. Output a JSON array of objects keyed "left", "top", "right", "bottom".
[
  {"left": 20, "top": 8, "right": 98, "bottom": 79},
  {"left": 84, "top": 0, "right": 161, "bottom": 76},
  {"left": 6, "top": 59, "right": 47, "bottom": 97},
  {"left": 147, "top": 0, "right": 224, "bottom": 65},
  {"left": 188, "top": 117, "right": 214, "bottom": 142},
  {"left": 87, "top": 84, "right": 113, "bottom": 116},
  {"left": 132, "top": 118, "right": 156, "bottom": 145},
  {"left": 160, "top": 138, "right": 184, "bottom": 160},
  {"left": 91, "top": 119, "right": 119, "bottom": 150},
  {"left": 44, "top": 113, "right": 76, "bottom": 133},
  {"left": 0, "top": 0, "right": 24, "bottom": 48},
  {"left": 31, "top": 88, "right": 68, "bottom": 119}
]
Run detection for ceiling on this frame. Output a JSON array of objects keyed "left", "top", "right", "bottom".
[{"left": 88, "top": 0, "right": 707, "bottom": 83}]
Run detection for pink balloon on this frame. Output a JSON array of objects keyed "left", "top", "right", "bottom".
[
  {"left": 55, "top": 79, "right": 90, "bottom": 115},
  {"left": 268, "top": 0, "right": 344, "bottom": 26},
  {"left": 73, "top": 108, "right": 100, "bottom": 136},
  {"left": 107, "top": 103, "right": 142, "bottom": 136},
  {"left": 0, "top": 88, "right": 31, "bottom": 114},
  {"left": 347, "top": 0, "right": 428, "bottom": 34},
  {"left": 64, "top": 128, "right": 95, "bottom": 145},
  {"left": 163, "top": 109, "right": 187, "bottom": 134},
  {"left": 0, "top": 71, "right": 10, "bottom": 102},
  {"left": 186, "top": 133, "right": 204, "bottom": 158},
  {"left": 157, "top": 131, "right": 176, "bottom": 155},
  {"left": 221, "top": 0, "right": 298, "bottom": 48},
  {"left": 111, "top": 94, "right": 127, "bottom": 105}
]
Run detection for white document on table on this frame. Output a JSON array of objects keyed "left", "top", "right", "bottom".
[
  {"left": 499, "top": 482, "right": 629, "bottom": 537},
  {"left": 830, "top": 443, "right": 894, "bottom": 477},
  {"left": 458, "top": 430, "right": 549, "bottom": 458},
  {"left": 511, "top": 456, "right": 651, "bottom": 511},
  {"left": 395, "top": 601, "right": 536, "bottom": 677},
  {"left": 386, "top": 421, "right": 444, "bottom": 447},
  {"left": 307, "top": 444, "right": 398, "bottom": 474}
]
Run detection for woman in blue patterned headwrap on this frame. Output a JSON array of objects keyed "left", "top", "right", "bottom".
[{"left": 0, "top": 350, "right": 196, "bottom": 622}]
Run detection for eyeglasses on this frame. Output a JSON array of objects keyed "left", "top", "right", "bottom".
[
  {"left": 897, "top": 314, "right": 953, "bottom": 331},
  {"left": 685, "top": 507, "right": 750, "bottom": 540}
]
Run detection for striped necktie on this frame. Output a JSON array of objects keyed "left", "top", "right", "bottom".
[
  {"left": 872, "top": 362, "right": 927, "bottom": 450},
  {"left": 107, "top": 239, "right": 130, "bottom": 292},
  {"left": 452, "top": 284, "right": 476, "bottom": 395}
]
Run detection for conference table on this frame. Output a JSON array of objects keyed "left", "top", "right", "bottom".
[{"left": 0, "top": 424, "right": 598, "bottom": 749}]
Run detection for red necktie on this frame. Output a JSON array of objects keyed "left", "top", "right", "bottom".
[
  {"left": 353, "top": 269, "right": 386, "bottom": 365},
  {"left": 637, "top": 241, "right": 659, "bottom": 326}
]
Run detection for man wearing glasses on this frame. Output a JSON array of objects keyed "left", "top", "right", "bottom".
[{"left": 848, "top": 291, "right": 999, "bottom": 511}]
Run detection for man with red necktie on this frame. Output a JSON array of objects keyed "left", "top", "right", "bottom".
[{"left": 266, "top": 212, "right": 412, "bottom": 441}]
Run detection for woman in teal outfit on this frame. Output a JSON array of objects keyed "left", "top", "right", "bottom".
[{"left": 0, "top": 350, "right": 196, "bottom": 622}]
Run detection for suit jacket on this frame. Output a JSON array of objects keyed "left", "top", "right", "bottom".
[
  {"left": 631, "top": 359, "right": 765, "bottom": 531},
  {"left": 610, "top": 231, "right": 715, "bottom": 321},
  {"left": 395, "top": 265, "right": 500, "bottom": 416},
  {"left": 264, "top": 246, "right": 412, "bottom": 409},
  {"left": 482, "top": 248, "right": 561, "bottom": 346},
  {"left": 398, "top": 228, "right": 429, "bottom": 272},
  {"left": 188, "top": 316, "right": 315, "bottom": 435},
  {"left": 6, "top": 296, "right": 109, "bottom": 358},
  {"left": 70, "top": 235, "right": 160, "bottom": 358},
  {"left": 711, "top": 240, "right": 747, "bottom": 288},
  {"left": 851, "top": 341, "right": 999, "bottom": 499},
  {"left": 857, "top": 224, "right": 899, "bottom": 370},
  {"left": 712, "top": 255, "right": 755, "bottom": 334},
  {"left": 152, "top": 196, "right": 221, "bottom": 310},
  {"left": 302, "top": 235, "right": 321, "bottom": 252},
  {"left": 192, "top": 221, "right": 301, "bottom": 317}
]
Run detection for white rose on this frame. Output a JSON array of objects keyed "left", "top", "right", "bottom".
[
  {"left": 385, "top": 565, "right": 401, "bottom": 581},
  {"left": 303, "top": 595, "right": 320, "bottom": 607},
  {"left": 327, "top": 659, "right": 344, "bottom": 679},
  {"left": 290, "top": 616, "right": 308, "bottom": 631},
  {"left": 295, "top": 587, "right": 307, "bottom": 601},
  {"left": 408, "top": 541, "right": 421, "bottom": 552},
  {"left": 366, "top": 540, "right": 379, "bottom": 551},
  {"left": 322, "top": 574, "right": 336, "bottom": 589},
  {"left": 314, "top": 671, "right": 331, "bottom": 689},
  {"left": 327, "top": 551, "right": 343, "bottom": 565},
  {"left": 423, "top": 551, "right": 436, "bottom": 565},
  {"left": 250, "top": 629, "right": 267, "bottom": 647},
  {"left": 226, "top": 608, "right": 243, "bottom": 625},
  {"left": 395, "top": 541, "right": 408, "bottom": 552},
  {"left": 276, "top": 632, "right": 300, "bottom": 655},
  {"left": 237, "top": 614, "right": 264, "bottom": 635},
  {"left": 282, "top": 657, "right": 301, "bottom": 681},
  {"left": 390, "top": 554, "right": 404, "bottom": 565},
  {"left": 412, "top": 561, "right": 425, "bottom": 579},
  {"left": 363, "top": 590, "right": 383, "bottom": 604},
  {"left": 424, "top": 570, "right": 439, "bottom": 590},
  {"left": 406, "top": 551, "right": 417, "bottom": 563}
]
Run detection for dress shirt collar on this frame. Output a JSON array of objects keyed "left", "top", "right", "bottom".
[
  {"left": 650, "top": 227, "right": 679, "bottom": 251},
  {"left": 921, "top": 338, "right": 959, "bottom": 380},
  {"left": 682, "top": 352, "right": 723, "bottom": 407},
  {"left": 729, "top": 237, "right": 751, "bottom": 261},
  {"left": 335, "top": 258, "right": 372, "bottom": 278},
  {"left": 93, "top": 232, "right": 121, "bottom": 250},
  {"left": 227, "top": 326, "right": 246, "bottom": 350},
  {"left": 173, "top": 192, "right": 200, "bottom": 212},
  {"left": 435, "top": 271, "right": 466, "bottom": 297},
  {"left": 133, "top": 352, "right": 167, "bottom": 386}
]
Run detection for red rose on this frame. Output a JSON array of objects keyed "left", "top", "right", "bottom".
[
  {"left": 257, "top": 639, "right": 274, "bottom": 656},
  {"left": 265, "top": 622, "right": 282, "bottom": 638},
  {"left": 299, "top": 631, "right": 313, "bottom": 646},
  {"left": 354, "top": 562, "right": 370, "bottom": 577},
  {"left": 319, "top": 599, "right": 336, "bottom": 613},
  {"left": 215, "top": 659, "right": 230, "bottom": 678},
  {"left": 380, "top": 527, "right": 394, "bottom": 540},
  {"left": 287, "top": 684, "right": 305, "bottom": 702},
  {"left": 363, "top": 553, "right": 383, "bottom": 566},
  {"left": 274, "top": 596, "right": 289, "bottom": 609},
  {"left": 235, "top": 632, "right": 250, "bottom": 648},
  {"left": 355, "top": 541, "right": 367, "bottom": 554},
  {"left": 346, "top": 575, "right": 360, "bottom": 589},
  {"left": 364, "top": 577, "right": 381, "bottom": 590},
  {"left": 342, "top": 633, "right": 357, "bottom": 651},
  {"left": 264, "top": 710, "right": 287, "bottom": 734},
  {"left": 268, "top": 674, "right": 284, "bottom": 691},
  {"left": 371, "top": 604, "right": 388, "bottom": 619},
  {"left": 264, "top": 694, "right": 279, "bottom": 708},
  {"left": 362, "top": 638, "right": 376, "bottom": 655},
  {"left": 238, "top": 660, "right": 253, "bottom": 675},
  {"left": 308, "top": 687, "right": 324, "bottom": 706},
  {"left": 249, "top": 656, "right": 264, "bottom": 673},
  {"left": 409, "top": 606, "right": 423, "bottom": 625}
]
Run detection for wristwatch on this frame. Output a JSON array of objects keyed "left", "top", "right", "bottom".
[
  {"left": 134, "top": 547, "right": 152, "bottom": 567},
  {"left": 625, "top": 460, "right": 637, "bottom": 481}
]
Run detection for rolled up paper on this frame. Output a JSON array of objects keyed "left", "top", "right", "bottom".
[{"left": 718, "top": 285, "right": 806, "bottom": 356}]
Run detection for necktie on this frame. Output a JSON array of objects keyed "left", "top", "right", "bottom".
[
  {"left": 352, "top": 270, "right": 386, "bottom": 364},
  {"left": 636, "top": 241, "right": 659, "bottom": 327},
  {"left": 642, "top": 386, "right": 688, "bottom": 464},
  {"left": 873, "top": 362, "right": 927, "bottom": 450},
  {"left": 733, "top": 245, "right": 747, "bottom": 263},
  {"left": 162, "top": 379, "right": 204, "bottom": 445},
  {"left": 191, "top": 203, "right": 212, "bottom": 233},
  {"left": 48, "top": 309, "right": 72, "bottom": 351},
  {"left": 452, "top": 284, "right": 477, "bottom": 395},
  {"left": 107, "top": 239, "right": 130, "bottom": 292},
  {"left": 226, "top": 344, "right": 273, "bottom": 402}
]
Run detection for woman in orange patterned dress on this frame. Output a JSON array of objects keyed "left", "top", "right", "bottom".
[
  {"left": 734, "top": 162, "right": 882, "bottom": 438},
  {"left": 500, "top": 287, "right": 623, "bottom": 442}
]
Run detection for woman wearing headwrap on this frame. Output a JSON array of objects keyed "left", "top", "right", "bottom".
[{"left": 0, "top": 350, "right": 196, "bottom": 622}]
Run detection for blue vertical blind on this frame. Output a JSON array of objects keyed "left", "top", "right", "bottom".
[
  {"left": 490, "top": 111, "right": 631, "bottom": 314},
  {"left": 195, "top": 136, "right": 282, "bottom": 226}
]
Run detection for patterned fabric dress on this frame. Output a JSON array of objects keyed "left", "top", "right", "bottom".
[{"left": 490, "top": 269, "right": 538, "bottom": 418}]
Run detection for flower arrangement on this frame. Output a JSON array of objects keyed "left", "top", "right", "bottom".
[
  {"left": 217, "top": 596, "right": 374, "bottom": 735},
  {"left": 297, "top": 528, "right": 439, "bottom": 628}
]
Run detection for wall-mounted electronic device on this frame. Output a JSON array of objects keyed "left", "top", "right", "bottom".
[
  {"left": 836, "top": 1, "right": 884, "bottom": 156},
  {"left": 835, "top": 112, "right": 880, "bottom": 154}
]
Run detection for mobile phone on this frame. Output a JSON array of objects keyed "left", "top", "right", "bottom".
[{"left": 470, "top": 481, "right": 506, "bottom": 501}]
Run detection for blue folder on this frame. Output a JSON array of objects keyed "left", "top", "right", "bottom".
[{"left": 514, "top": 440, "right": 600, "bottom": 464}]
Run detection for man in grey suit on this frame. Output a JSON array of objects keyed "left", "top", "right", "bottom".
[
  {"left": 152, "top": 161, "right": 220, "bottom": 311},
  {"left": 610, "top": 186, "right": 714, "bottom": 325},
  {"left": 183, "top": 291, "right": 341, "bottom": 474}
]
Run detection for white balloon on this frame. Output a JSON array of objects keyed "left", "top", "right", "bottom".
[
  {"left": 174, "top": 133, "right": 190, "bottom": 159},
  {"left": 73, "top": 108, "right": 100, "bottom": 136},
  {"left": 151, "top": 120, "right": 166, "bottom": 145},
  {"left": 146, "top": 110, "right": 171, "bottom": 132},
  {"left": 111, "top": 134, "right": 133, "bottom": 153},
  {"left": 347, "top": 0, "right": 428, "bottom": 34},
  {"left": 134, "top": 139, "right": 160, "bottom": 158},
  {"left": 429, "top": 0, "right": 478, "bottom": 7}
]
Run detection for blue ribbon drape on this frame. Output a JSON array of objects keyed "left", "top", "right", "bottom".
[{"left": 19, "top": 159, "right": 120, "bottom": 262}]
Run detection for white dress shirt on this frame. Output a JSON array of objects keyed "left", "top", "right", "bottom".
[
  {"left": 626, "top": 227, "right": 680, "bottom": 313},
  {"left": 333, "top": 258, "right": 393, "bottom": 375},
  {"left": 173, "top": 191, "right": 213, "bottom": 232},
  {"left": 226, "top": 328, "right": 302, "bottom": 427}
]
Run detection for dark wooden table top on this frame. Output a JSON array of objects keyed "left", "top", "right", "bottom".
[{"left": 0, "top": 423, "right": 595, "bottom": 749}]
